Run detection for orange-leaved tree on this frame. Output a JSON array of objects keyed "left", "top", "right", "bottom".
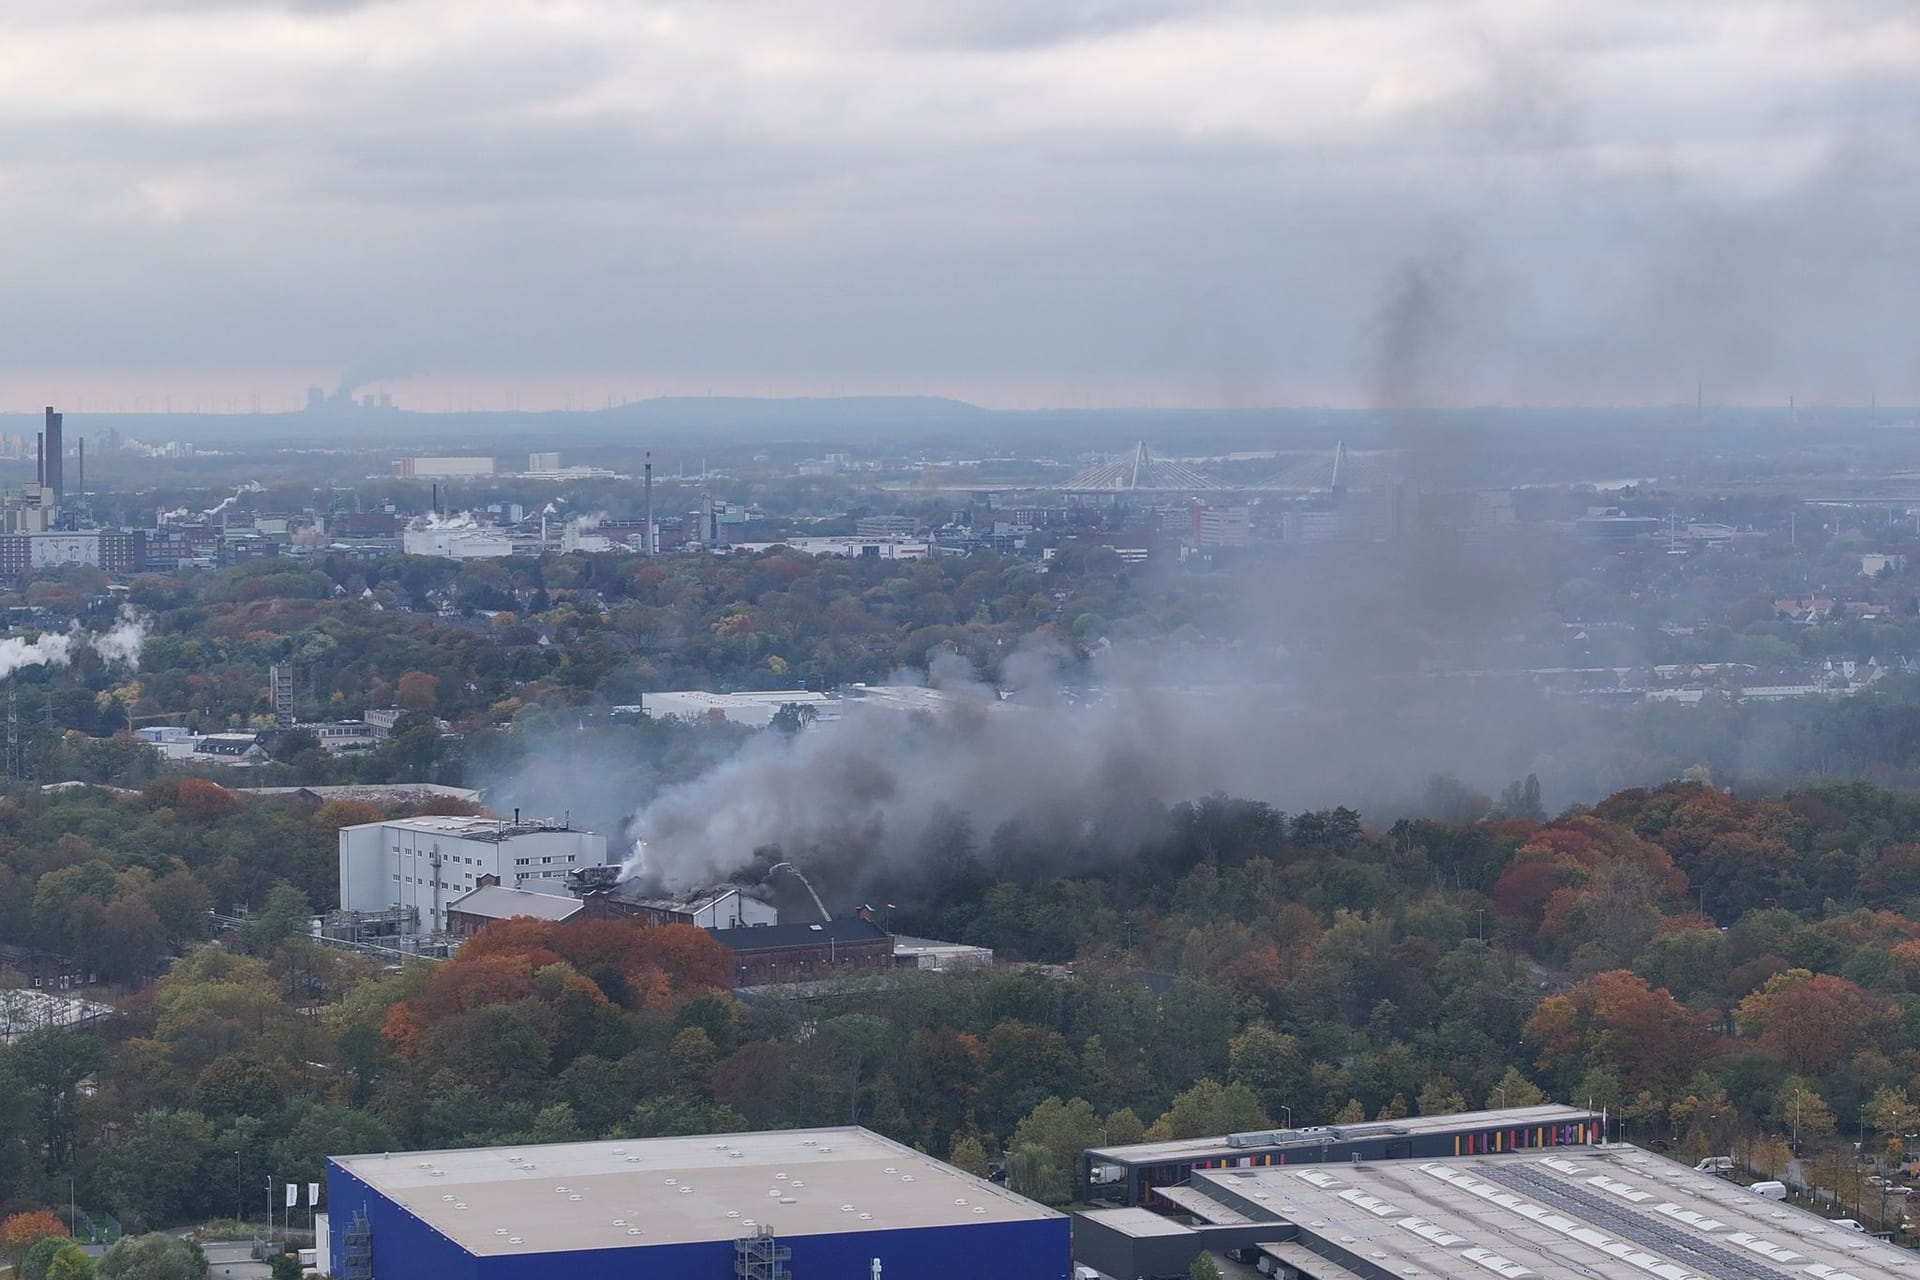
[
  {"left": 1734, "top": 969, "right": 1899, "bottom": 1075},
  {"left": 2, "top": 1210, "right": 68, "bottom": 1264}
]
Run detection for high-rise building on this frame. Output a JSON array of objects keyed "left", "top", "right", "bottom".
[{"left": 42, "top": 408, "right": 62, "bottom": 511}]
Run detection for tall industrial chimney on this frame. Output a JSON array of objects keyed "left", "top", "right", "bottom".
[
  {"left": 644, "top": 452, "right": 654, "bottom": 556},
  {"left": 42, "top": 407, "right": 63, "bottom": 511}
]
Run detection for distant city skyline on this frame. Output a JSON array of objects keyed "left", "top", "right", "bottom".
[
  {"left": 1, "top": 0, "right": 1915, "bottom": 409},
  {"left": 0, "top": 371, "right": 1911, "bottom": 419}
]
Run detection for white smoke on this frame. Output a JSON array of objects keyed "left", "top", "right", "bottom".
[
  {"left": 90, "top": 607, "right": 150, "bottom": 669},
  {"left": 0, "top": 632, "right": 75, "bottom": 680},
  {"left": 201, "top": 483, "right": 262, "bottom": 521},
  {"left": 420, "top": 510, "right": 479, "bottom": 530},
  {"left": 0, "top": 608, "right": 150, "bottom": 680}
]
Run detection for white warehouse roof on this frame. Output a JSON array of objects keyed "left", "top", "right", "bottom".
[
  {"left": 1183, "top": 1147, "right": 1915, "bottom": 1280},
  {"left": 330, "top": 1127, "right": 1057, "bottom": 1256}
]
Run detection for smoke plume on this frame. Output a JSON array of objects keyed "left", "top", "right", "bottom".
[
  {"left": 0, "top": 632, "right": 74, "bottom": 680},
  {"left": 0, "top": 608, "right": 150, "bottom": 680},
  {"left": 91, "top": 607, "right": 150, "bottom": 669},
  {"left": 621, "top": 633, "right": 1602, "bottom": 902}
]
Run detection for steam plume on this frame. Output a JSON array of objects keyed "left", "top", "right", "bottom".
[
  {"left": 0, "top": 608, "right": 150, "bottom": 680},
  {"left": 91, "top": 607, "right": 150, "bottom": 669},
  {"left": 0, "top": 633, "right": 74, "bottom": 680}
]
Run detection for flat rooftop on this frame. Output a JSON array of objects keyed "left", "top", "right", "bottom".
[
  {"left": 1191, "top": 1147, "right": 1916, "bottom": 1280},
  {"left": 346, "top": 815, "right": 584, "bottom": 843},
  {"left": 445, "top": 885, "right": 582, "bottom": 922},
  {"left": 1088, "top": 1104, "right": 1596, "bottom": 1166},
  {"left": 330, "top": 1127, "right": 1057, "bottom": 1257}
]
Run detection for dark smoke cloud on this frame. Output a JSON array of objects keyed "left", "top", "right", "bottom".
[{"left": 615, "top": 626, "right": 1640, "bottom": 904}]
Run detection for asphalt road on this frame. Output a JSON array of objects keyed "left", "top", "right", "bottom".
[{"left": 202, "top": 1240, "right": 272, "bottom": 1279}]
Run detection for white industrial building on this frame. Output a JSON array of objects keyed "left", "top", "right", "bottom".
[
  {"left": 394, "top": 456, "right": 497, "bottom": 478},
  {"left": 636, "top": 690, "right": 838, "bottom": 728},
  {"left": 337, "top": 816, "right": 611, "bottom": 934},
  {"left": 401, "top": 522, "right": 518, "bottom": 560}
]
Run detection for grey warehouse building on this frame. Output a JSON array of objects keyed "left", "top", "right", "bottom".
[
  {"left": 1076, "top": 1143, "right": 1913, "bottom": 1280},
  {"left": 1085, "top": 1104, "right": 1602, "bottom": 1209}
]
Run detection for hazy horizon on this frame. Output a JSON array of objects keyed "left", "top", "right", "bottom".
[{"left": 3, "top": 0, "right": 1916, "bottom": 411}]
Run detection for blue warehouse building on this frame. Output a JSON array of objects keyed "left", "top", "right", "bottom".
[{"left": 326, "top": 1126, "right": 1069, "bottom": 1280}]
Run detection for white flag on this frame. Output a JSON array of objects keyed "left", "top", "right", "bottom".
[
  {"left": 286, "top": 1183, "right": 299, "bottom": 1208},
  {"left": 308, "top": 1183, "right": 321, "bottom": 1207}
]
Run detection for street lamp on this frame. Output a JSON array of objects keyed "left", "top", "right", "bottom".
[{"left": 1280, "top": 1106, "right": 1294, "bottom": 1128}]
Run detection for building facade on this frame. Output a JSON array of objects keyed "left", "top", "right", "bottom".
[
  {"left": 711, "top": 919, "right": 894, "bottom": 986},
  {"left": 326, "top": 1127, "right": 1068, "bottom": 1280},
  {"left": 338, "top": 817, "right": 611, "bottom": 934},
  {"left": 0, "top": 529, "right": 147, "bottom": 574},
  {"left": 444, "top": 885, "right": 583, "bottom": 938}
]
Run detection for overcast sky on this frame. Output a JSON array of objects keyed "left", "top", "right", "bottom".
[{"left": 0, "top": 0, "right": 1915, "bottom": 411}]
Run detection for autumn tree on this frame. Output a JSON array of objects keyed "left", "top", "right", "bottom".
[
  {"left": 4, "top": 1211, "right": 68, "bottom": 1266},
  {"left": 174, "top": 778, "right": 242, "bottom": 824},
  {"left": 1734, "top": 970, "right": 1897, "bottom": 1075},
  {"left": 395, "top": 671, "right": 440, "bottom": 712},
  {"left": 1524, "top": 970, "right": 1711, "bottom": 1101}
]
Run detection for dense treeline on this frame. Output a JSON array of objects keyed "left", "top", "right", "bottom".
[{"left": 14, "top": 779, "right": 1920, "bottom": 1229}]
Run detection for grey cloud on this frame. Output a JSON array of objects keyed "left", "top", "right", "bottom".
[{"left": 0, "top": 0, "right": 1915, "bottom": 401}]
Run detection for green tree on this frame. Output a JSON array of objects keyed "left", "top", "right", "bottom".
[
  {"left": 21, "top": 1237, "right": 72, "bottom": 1280},
  {"left": 194, "top": 1054, "right": 284, "bottom": 1122},
  {"left": 1151, "top": 1080, "right": 1270, "bottom": 1141},
  {"left": 242, "top": 886, "right": 312, "bottom": 956},
  {"left": 1496, "top": 774, "right": 1545, "bottom": 821},
  {"left": 1191, "top": 1255, "right": 1223, "bottom": 1280},
  {"left": 666, "top": 1027, "right": 720, "bottom": 1100},
  {"left": 1005, "top": 1143, "right": 1064, "bottom": 1205},
  {"left": 1772, "top": 1077, "right": 1837, "bottom": 1148},
  {"left": 948, "top": 1134, "right": 991, "bottom": 1178},
  {"left": 1418, "top": 1075, "right": 1467, "bottom": 1116},
  {"left": 46, "top": 1243, "right": 96, "bottom": 1280},
  {"left": 1485, "top": 1066, "right": 1546, "bottom": 1110},
  {"left": 268, "top": 1253, "right": 302, "bottom": 1280},
  {"left": 1010, "top": 1097, "right": 1103, "bottom": 1194},
  {"left": 106, "top": 1111, "right": 216, "bottom": 1227},
  {"left": 98, "top": 1234, "right": 209, "bottom": 1280},
  {"left": 1227, "top": 1024, "right": 1306, "bottom": 1119},
  {"left": 1103, "top": 1108, "right": 1145, "bottom": 1147}
]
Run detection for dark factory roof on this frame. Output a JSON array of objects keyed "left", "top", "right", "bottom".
[{"left": 708, "top": 919, "right": 890, "bottom": 952}]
